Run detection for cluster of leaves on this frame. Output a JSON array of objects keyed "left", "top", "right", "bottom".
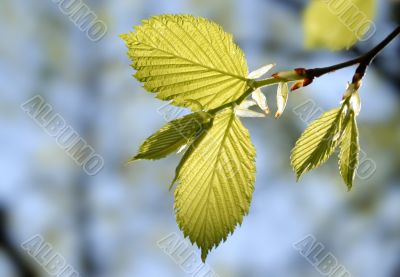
[
  {"left": 291, "top": 84, "right": 361, "bottom": 190},
  {"left": 121, "top": 9, "right": 372, "bottom": 261}
]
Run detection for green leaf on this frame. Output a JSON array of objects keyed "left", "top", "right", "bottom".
[
  {"left": 121, "top": 15, "right": 250, "bottom": 110},
  {"left": 173, "top": 108, "right": 256, "bottom": 261},
  {"left": 291, "top": 108, "right": 344, "bottom": 179},
  {"left": 338, "top": 112, "right": 359, "bottom": 191},
  {"left": 129, "top": 112, "right": 212, "bottom": 162},
  {"left": 303, "top": 0, "right": 376, "bottom": 50}
]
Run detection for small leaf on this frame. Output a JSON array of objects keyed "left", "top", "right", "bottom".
[
  {"left": 303, "top": 0, "right": 376, "bottom": 50},
  {"left": 173, "top": 108, "right": 256, "bottom": 261},
  {"left": 129, "top": 112, "right": 211, "bottom": 162},
  {"left": 342, "top": 83, "right": 357, "bottom": 99},
  {"left": 341, "top": 83, "right": 361, "bottom": 116},
  {"left": 239, "top": 100, "right": 257, "bottom": 109},
  {"left": 251, "top": 88, "right": 270, "bottom": 114},
  {"left": 291, "top": 108, "right": 344, "bottom": 179},
  {"left": 235, "top": 107, "right": 266, "bottom": 118},
  {"left": 350, "top": 90, "right": 361, "bottom": 116},
  {"left": 235, "top": 100, "right": 265, "bottom": 117},
  {"left": 339, "top": 112, "right": 359, "bottom": 191},
  {"left": 275, "top": 82, "right": 289, "bottom": 118},
  {"left": 247, "top": 63, "right": 275, "bottom": 79},
  {"left": 121, "top": 15, "right": 250, "bottom": 110}
]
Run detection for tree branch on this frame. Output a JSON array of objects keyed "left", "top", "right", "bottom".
[
  {"left": 305, "top": 26, "right": 400, "bottom": 83},
  {"left": 211, "top": 26, "right": 399, "bottom": 115}
]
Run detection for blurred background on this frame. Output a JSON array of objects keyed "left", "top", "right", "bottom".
[{"left": 0, "top": 0, "right": 399, "bottom": 276}]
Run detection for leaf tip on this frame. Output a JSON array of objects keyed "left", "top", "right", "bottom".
[
  {"left": 201, "top": 249, "right": 208, "bottom": 263},
  {"left": 125, "top": 156, "right": 139, "bottom": 165}
]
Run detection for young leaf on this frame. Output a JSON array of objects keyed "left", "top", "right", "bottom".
[
  {"left": 303, "top": 0, "right": 376, "bottom": 50},
  {"left": 173, "top": 108, "right": 256, "bottom": 261},
  {"left": 339, "top": 112, "right": 359, "bottom": 191},
  {"left": 275, "top": 82, "right": 289, "bottom": 118},
  {"left": 247, "top": 63, "right": 275, "bottom": 79},
  {"left": 235, "top": 100, "right": 266, "bottom": 118},
  {"left": 349, "top": 90, "right": 361, "bottom": 116},
  {"left": 291, "top": 108, "right": 344, "bottom": 179},
  {"left": 128, "top": 112, "right": 211, "bottom": 162},
  {"left": 251, "top": 88, "right": 270, "bottom": 114},
  {"left": 121, "top": 15, "right": 250, "bottom": 110}
]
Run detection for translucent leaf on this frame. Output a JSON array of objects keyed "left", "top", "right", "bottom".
[
  {"left": 128, "top": 112, "right": 211, "bottom": 162},
  {"left": 239, "top": 100, "right": 257, "bottom": 109},
  {"left": 303, "top": 0, "right": 376, "bottom": 50},
  {"left": 251, "top": 89, "right": 270, "bottom": 114},
  {"left": 339, "top": 112, "right": 359, "bottom": 191},
  {"left": 342, "top": 83, "right": 361, "bottom": 116},
  {"left": 342, "top": 83, "right": 357, "bottom": 99},
  {"left": 235, "top": 107, "right": 266, "bottom": 118},
  {"left": 247, "top": 63, "right": 275, "bottom": 79},
  {"left": 121, "top": 15, "right": 250, "bottom": 110},
  {"left": 350, "top": 90, "right": 361, "bottom": 116},
  {"left": 177, "top": 144, "right": 188, "bottom": 154},
  {"left": 291, "top": 108, "right": 344, "bottom": 179},
  {"left": 275, "top": 82, "right": 289, "bottom": 118},
  {"left": 173, "top": 108, "right": 256, "bottom": 261}
]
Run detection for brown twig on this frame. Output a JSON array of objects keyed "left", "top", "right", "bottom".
[{"left": 305, "top": 26, "right": 400, "bottom": 86}]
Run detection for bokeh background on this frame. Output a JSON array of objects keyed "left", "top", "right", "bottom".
[{"left": 1, "top": 0, "right": 399, "bottom": 276}]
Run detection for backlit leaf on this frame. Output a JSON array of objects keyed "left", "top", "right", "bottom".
[
  {"left": 339, "top": 111, "right": 359, "bottom": 190},
  {"left": 129, "top": 112, "right": 211, "bottom": 162},
  {"left": 173, "top": 108, "right": 256, "bottom": 261},
  {"left": 251, "top": 88, "right": 270, "bottom": 114},
  {"left": 247, "top": 63, "right": 275, "bottom": 79},
  {"left": 349, "top": 90, "right": 361, "bottom": 116},
  {"left": 121, "top": 15, "right": 250, "bottom": 110},
  {"left": 291, "top": 108, "right": 344, "bottom": 179},
  {"left": 275, "top": 82, "right": 289, "bottom": 118}
]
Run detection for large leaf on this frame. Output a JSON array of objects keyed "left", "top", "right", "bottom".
[
  {"left": 121, "top": 15, "right": 249, "bottom": 110},
  {"left": 303, "top": 0, "right": 376, "bottom": 50},
  {"left": 129, "top": 112, "right": 211, "bottom": 162},
  {"left": 173, "top": 108, "right": 256, "bottom": 261},
  {"left": 339, "top": 112, "right": 359, "bottom": 191},
  {"left": 291, "top": 108, "right": 343, "bottom": 179}
]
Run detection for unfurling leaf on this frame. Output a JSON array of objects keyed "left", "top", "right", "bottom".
[
  {"left": 275, "top": 82, "right": 289, "bottom": 118},
  {"left": 235, "top": 100, "right": 266, "bottom": 118},
  {"left": 342, "top": 83, "right": 361, "bottom": 116},
  {"left": 349, "top": 90, "right": 361, "bottom": 116},
  {"left": 339, "top": 111, "right": 359, "bottom": 191},
  {"left": 251, "top": 89, "right": 270, "bottom": 114},
  {"left": 128, "top": 112, "right": 212, "bottom": 162},
  {"left": 303, "top": 0, "right": 376, "bottom": 50},
  {"left": 121, "top": 15, "right": 250, "bottom": 110},
  {"left": 173, "top": 108, "right": 256, "bottom": 261},
  {"left": 247, "top": 63, "right": 275, "bottom": 79},
  {"left": 291, "top": 108, "right": 344, "bottom": 179}
]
